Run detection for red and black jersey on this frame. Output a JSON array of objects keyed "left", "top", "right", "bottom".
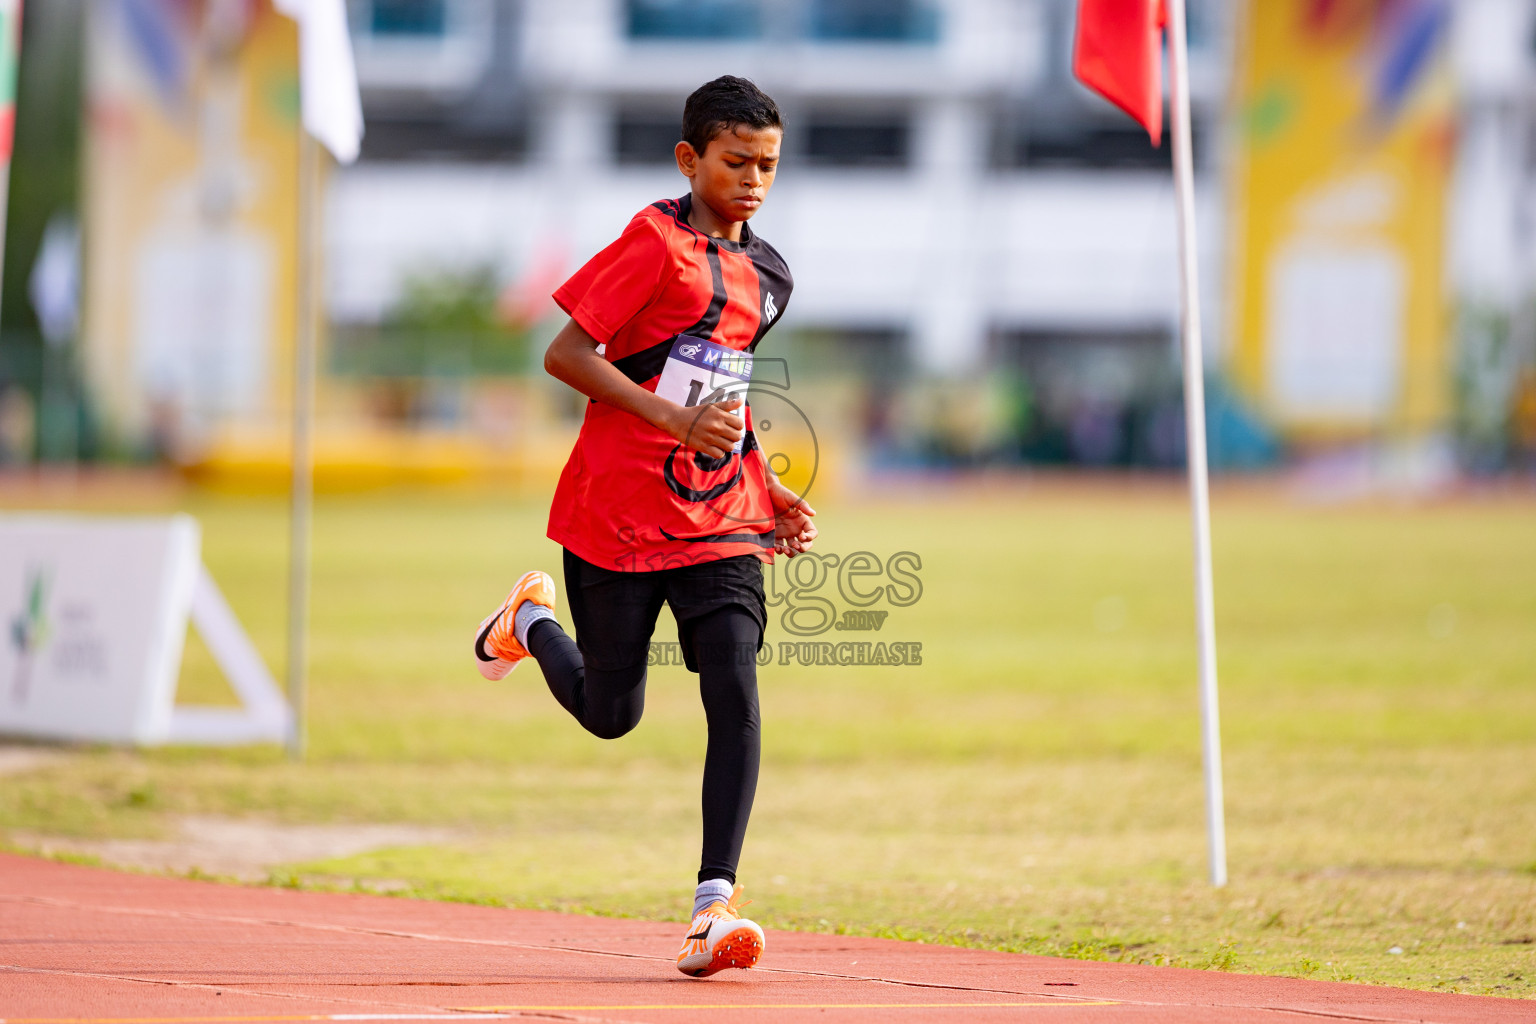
[{"left": 548, "top": 195, "right": 794, "bottom": 572}]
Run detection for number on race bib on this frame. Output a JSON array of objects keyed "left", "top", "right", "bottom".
[{"left": 654, "top": 335, "right": 754, "bottom": 453}]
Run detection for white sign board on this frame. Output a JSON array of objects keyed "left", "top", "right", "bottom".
[
  {"left": 1265, "top": 242, "right": 1405, "bottom": 422},
  {"left": 0, "top": 515, "right": 288, "bottom": 746}
]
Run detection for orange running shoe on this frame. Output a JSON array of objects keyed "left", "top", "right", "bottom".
[
  {"left": 675, "top": 884, "right": 764, "bottom": 978},
  {"left": 473, "top": 570, "right": 556, "bottom": 680}
]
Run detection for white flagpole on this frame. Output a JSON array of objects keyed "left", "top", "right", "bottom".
[
  {"left": 286, "top": 130, "right": 321, "bottom": 760},
  {"left": 277, "top": 0, "right": 362, "bottom": 760},
  {"left": 1165, "top": 0, "right": 1227, "bottom": 887}
]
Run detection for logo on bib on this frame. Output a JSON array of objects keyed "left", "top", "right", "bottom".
[
  {"left": 763, "top": 291, "right": 778, "bottom": 323},
  {"left": 678, "top": 342, "right": 702, "bottom": 358}
]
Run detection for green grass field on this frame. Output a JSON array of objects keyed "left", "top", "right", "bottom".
[{"left": 2, "top": 477, "right": 1533, "bottom": 997}]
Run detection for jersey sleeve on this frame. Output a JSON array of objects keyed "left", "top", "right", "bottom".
[{"left": 552, "top": 216, "right": 671, "bottom": 345}]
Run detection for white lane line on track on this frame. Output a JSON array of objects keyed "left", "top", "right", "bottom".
[
  {"left": 0, "top": 1007, "right": 1125, "bottom": 1024},
  {"left": 460, "top": 1003, "right": 1122, "bottom": 1011},
  {"left": 0, "top": 1017, "right": 518, "bottom": 1023}
]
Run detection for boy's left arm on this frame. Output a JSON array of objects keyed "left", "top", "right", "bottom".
[{"left": 767, "top": 473, "right": 816, "bottom": 557}]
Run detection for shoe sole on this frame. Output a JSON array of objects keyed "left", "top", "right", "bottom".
[
  {"left": 682, "top": 925, "right": 763, "bottom": 978},
  {"left": 474, "top": 610, "right": 517, "bottom": 680}
]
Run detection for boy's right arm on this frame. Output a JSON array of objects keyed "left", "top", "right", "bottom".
[{"left": 544, "top": 319, "right": 746, "bottom": 460}]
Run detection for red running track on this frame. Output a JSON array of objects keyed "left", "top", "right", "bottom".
[{"left": 0, "top": 853, "right": 1524, "bottom": 1024}]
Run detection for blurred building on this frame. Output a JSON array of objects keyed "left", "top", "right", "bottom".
[
  {"left": 1446, "top": 0, "right": 1536, "bottom": 472},
  {"left": 328, "top": 0, "right": 1235, "bottom": 467},
  {"left": 32, "top": 0, "right": 1536, "bottom": 474}
]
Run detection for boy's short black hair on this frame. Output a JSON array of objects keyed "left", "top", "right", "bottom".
[{"left": 681, "top": 76, "right": 782, "bottom": 155}]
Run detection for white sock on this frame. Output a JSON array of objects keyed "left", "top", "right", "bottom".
[
  {"left": 512, "top": 600, "right": 555, "bottom": 651},
  {"left": 694, "top": 878, "right": 734, "bottom": 917}
]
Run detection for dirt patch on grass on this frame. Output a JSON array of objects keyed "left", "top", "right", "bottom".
[
  {"left": 10, "top": 816, "right": 458, "bottom": 882},
  {"left": 0, "top": 744, "right": 66, "bottom": 777}
]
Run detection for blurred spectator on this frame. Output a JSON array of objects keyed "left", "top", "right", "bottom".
[{"left": 0, "top": 384, "right": 35, "bottom": 463}]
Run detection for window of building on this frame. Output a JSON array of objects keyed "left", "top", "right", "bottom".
[
  {"left": 805, "top": 0, "right": 939, "bottom": 43},
  {"left": 993, "top": 106, "right": 1205, "bottom": 172},
  {"left": 365, "top": 0, "right": 448, "bottom": 35},
  {"left": 1018, "top": 124, "right": 1178, "bottom": 170},
  {"left": 615, "top": 109, "right": 682, "bottom": 165},
  {"left": 1185, "top": 0, "right": 1216, "bottom": 52},
  {"left": 803, "top": 112, "right": 910, "bottom": 168},
  {"left": 627, "top": 0, "right": 764, "bottom": 40},
  {"left": 348, "top": 0, "right": 495, "bottom": 97},
  {"left": 357, "top": 117, "right": 526, "bottom": 163}
]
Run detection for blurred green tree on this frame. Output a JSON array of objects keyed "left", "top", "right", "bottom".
[
  {"left": 332, "top": 264, "right": 530, "bottom": 380},
  {"left": 0, "top": 0, "right": 87, "bottom": 460}
]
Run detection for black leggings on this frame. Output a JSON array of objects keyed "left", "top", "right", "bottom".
[{"left": 525, "top": 607, "right": 761, "bottom": 884}]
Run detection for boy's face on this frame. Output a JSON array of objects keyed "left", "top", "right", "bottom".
[{"left": 676, "top": 124, "right": 782, "bottom": 225}]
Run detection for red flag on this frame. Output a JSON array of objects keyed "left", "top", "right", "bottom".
[{"left": 1073, "top": 0, "right": 1167, "bottom": 147}]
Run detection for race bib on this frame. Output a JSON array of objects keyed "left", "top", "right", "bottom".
[{"left": 654, "top": 335, "right": 752, "bottom": 453}]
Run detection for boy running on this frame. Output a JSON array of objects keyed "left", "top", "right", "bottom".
[{"left": 471, "top": 76, "right": 815, "bottom": 978}]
